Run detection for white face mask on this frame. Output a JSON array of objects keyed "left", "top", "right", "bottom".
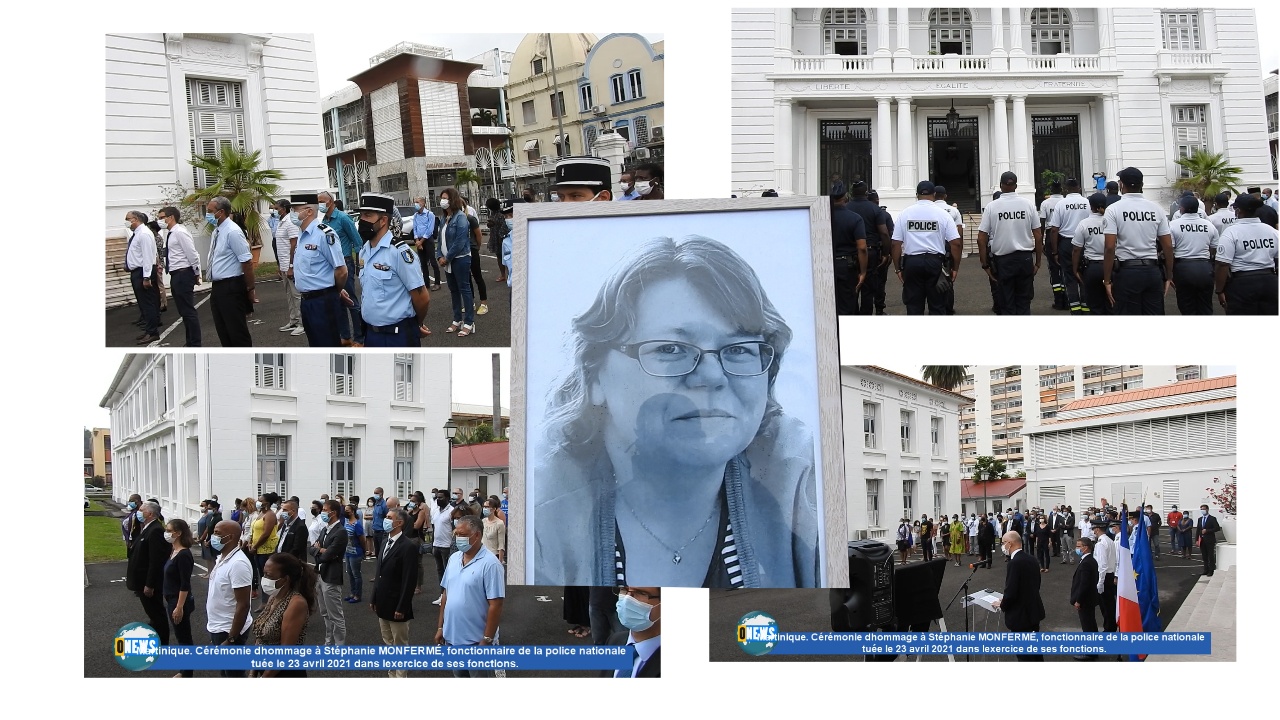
[
  {"left": 440, "top": 198, "right": 449, "bottom": 209},
  {"left": 163, "top": 531, "right": 176, "bottom": 544},
  {"left": 260, "top": 577, "right": 279, "bottom": 595},
  {"left": 550, "top": 193, "right": 560, "bottom": 202},
  {"left": 635, "top": 180, "right": 654, "bottom": 196}
]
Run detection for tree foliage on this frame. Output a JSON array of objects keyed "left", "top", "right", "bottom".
[
  {"left": 920, "top": 365, "right": 968, "bottom": 391},
  {"left": 184, "top": 144, "right": 285, "bottom": 248},
  {"left": 972, "top": 455, "right": 1010, "bottom": 483},
  {"left": 1173, "top": 150, "right": 1242, "bottom": 199}
]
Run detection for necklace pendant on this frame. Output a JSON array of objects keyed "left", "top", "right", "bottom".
[{"left": 672, "top": 552, "right": 681, "bottom": 564}]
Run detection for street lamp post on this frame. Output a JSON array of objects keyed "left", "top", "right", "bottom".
[{"left": 444, "top": 419, "right": 458, "bottom": 494}]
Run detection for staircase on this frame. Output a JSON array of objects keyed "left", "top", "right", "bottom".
[
  {"left": 105, "top": 234, "right": 134, "bottom": 308},
  {"left": 960, "top": 213, "right": 983, "bottom": 256},
  {"left": 1149, "top": 568, "right": 1236, "bottom": 662}
]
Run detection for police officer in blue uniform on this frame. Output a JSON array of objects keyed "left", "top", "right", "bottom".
[
  {"left": 867, "top": 190, "right": 893, "bottom": 314},
  {"left": 290, "top": 192, "right": 351, "bottom": 346},
  {"left": 1214, "top": 194, "right": 1279, "bottom": 315},
  {"left": 357, "top": 193, "right": 430, "bottom": 346},
  {"left": 846, "top": 183, "right": 890, "bottom": 315}
]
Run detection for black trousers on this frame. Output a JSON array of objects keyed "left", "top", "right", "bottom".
[
  {"left": 993, "top": 251, "right": 1036, "bottom": 315},
  {"left": 137, "top": 590, "right": 170, "bottom": 645},
  {"left": 164, "top": 595, "right": 195, "bottom": 677},
  {"left": 1058, "top": 242, "right": 1083, "bottom": 312},
  {"left": 418, "top": 238, "right": 441, "bottom": 285},
  {"left": 1082, "top": 261, "right": 1112, "bottom": 314},
  {"left": 921, "top": 535, "right": 934, "bottom": 562},
  {"left": 1173, "top": 259, "right": 1215, "bottom": 315},
  {"left": 1201, "top": 539, "right": 1217, "bottom": 576},
  {"left": 988, "top": 275, "right": 1005, "bottom": 315},
  {"left": 834, "top": 254, "right": 858, "bottom": 315},
  {"left": 857, "top": 249, "right": 884, "bottom": 315},
  {"left": 1077, "top": 603, "right": 1099, "bottom": 632},
  {"left": 1112, "top": 263, "right": 1165, "bottom": 315},
  {"left": 210, "top": 276, "right": 253, "bottom": 346},
  {"left": 300, "top": 289, "right": 342, "bottom": 347},
  {"left": 469, "top": 246, "right": 488, "bottom": 302},
  {"left": 1225, "top": 269, "right": 1279, "bottom": 315},
  {"left": 901, "top": 254, "right": 946, "bottom": 315},
  {"left": 168, "top": 267, "right": 201, "bottom": 346},
  {"left": 872, "top": 255, "right": 889, "bottom": 312},
  {"left": 208, "top": 629, "right": 249, "bottom": 677},
  {"left": 1015, "top": 623, "right": 1043, "bottom": 661},
  {"left": 1047, "top": 245, "right": 1066, "bottom": 308},
  {"left": 130, "top": 268, "right": 160, "bottom": 335},
  {"left": 1099, "top": 572, "right": 1117, "bottom": 631}
]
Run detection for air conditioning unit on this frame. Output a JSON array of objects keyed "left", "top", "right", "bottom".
[
  {"left": 651, "top": 126, "right": 664, "bottom": 141},
  {"left": 591, "top": 105, "right": 607, "bottom": 116},
  {"left": 633, "top": 148, "right": 650, "bottom": 160}
]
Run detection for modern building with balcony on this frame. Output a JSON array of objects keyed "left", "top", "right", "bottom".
[
  {"left": 732, "top": 8, "right": 1273, "bottom": 211},
  {"left": 956, "top": 364, "right": 1207, "bottom": 477},
  {"left": 321, "top": 42, "right": 515, "bottom": 208},
  {"left": 1266, "top": 69, "right": 1278, "bottom": 179},
  {"left": 842, "top": 366, "right": 967, "bottom": 542},
  {"left": 100, "top": 353, "right": 451, "bottom": 527}
]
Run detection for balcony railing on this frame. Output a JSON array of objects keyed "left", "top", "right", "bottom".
[
  {"left": 781, "top": 53, "right": 1107, "bottom": 75},
  {"left": 1027, "top": 54, "right": 1102, "bottom": 71}
]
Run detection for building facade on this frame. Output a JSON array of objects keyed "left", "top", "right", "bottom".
[
  {"left": 579, "top": 34, "right": 666, "bottom": 169},
  {"left": 101, "top": 353, "right": 451, "bottom": 526},
  {"left": 1021, "top": 376, "right": 1236, "bottom": 515},
  {"left": 957, "top": 364, "right": 1207, "bottom": 476},
  {"left": 1266, "top": 69, "right": 1278, "bottom": 179},
  {"left": 105, "top": 33, "right": 328, "bottom": 306},
  {"left": 842, "top": 366, "right": 967, "bottom": 541},
  {"left": 90, "top": 428, "right": 112, "bottom": 484},
  {"left": 449, "top": 441, "right": 510, "bottom": 500},
  {"left": 732, "top": 8, "right": 1272, "bottom": 210},
  {"left": 507, "top": 33, "right": 598, "bottom": 198}
]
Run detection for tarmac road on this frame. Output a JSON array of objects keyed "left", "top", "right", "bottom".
[
  {"left": 105, "top": 251, "right": 512, "bottom": 348},
  {"left": 709, "top": 544, "right": 1206, "bottom": 662}
]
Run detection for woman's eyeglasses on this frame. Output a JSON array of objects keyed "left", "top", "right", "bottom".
[{"left": 615, "top": 340, "right": 775, "bottom": 378}]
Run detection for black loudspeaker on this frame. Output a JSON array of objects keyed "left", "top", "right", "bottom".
[
  {"left": 830, "top": 540, "right": 895, "bottom": 631},
  {"left": 892, "top": 558, "right": 947, "bottom": 628}
]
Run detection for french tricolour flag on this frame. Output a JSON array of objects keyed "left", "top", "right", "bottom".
[{"left": 1117, "top": 503, "right": 1161, "bottom": 660}]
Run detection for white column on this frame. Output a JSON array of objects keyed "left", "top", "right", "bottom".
[
  {"left": 897, "top": 96, "right": 916, "bottom": 189},
  {"left": 876, "top": 96, "right": 893, "bottom": 189},
  {"left": 775, "top": 98, "right": 794, "bottom": 195},
  {"left": 876, "top": 9, "right": 891, "bottom": 55},
  {"left": 775, "top": 8, "right": 793, "bottom": 57},
  {"left": 896, "top": 7, "right": 911, "bottom": 57},
  {"left": 991, "top": 94, "right": 1010, "bottom": 180},
  {"left": 1011, "top": 94, "right": 1031, "bottom": 184},
  {"left": 990, "top": 7, "right": 1006, "bottom": 54},
  {"left": 1101, "top": 93, "right": 1120, "bottom": 177},
  {"left": 1009, "top": 8, "right": 1026, "bottom": 71}
]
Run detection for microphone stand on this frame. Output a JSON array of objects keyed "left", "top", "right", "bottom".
[{"left": 941, "top": 561, "right": 984, "bottom": 662}]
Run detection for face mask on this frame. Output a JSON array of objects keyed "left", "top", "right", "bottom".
[
  {"left": 206, "top": 213, "right": 217, "bottom": 225},
  {"left": 206, "top": 509, "right": 214, "bottom": 516},
  {"left": 256, "top": 501, "right": 263, "bottom": 510},
  {"left": 278, "top": 511, "right": 290, "bottom": 524},
  {"left": 550, "top": 193, "right": 560, "bottom": 202},
  {"left": 260, "top": 577, "right": 279, "bottom": 595},
  {"left": 320, "top": 512, "right": 331, "bottom": 524},
  {"left": 634, "top": 180, "right": 654, "bottom": 196},
  {"left": 1000, "top": 544, "right": 1009, "bottom": 556},
  {"left": 357, "top": 220, "right": 377, "bottom": 241},
  {"left": 440, "top": 198, "right": 449, "bottom": 209},
  {"left": 374, "top": 493, "right": 381, "bottom": 500},
  {"left": 163, "top": 531, "right": 175, "bottom": 544},
  {"left": 135, "top": 510, "right": 145, "bottom": 522},
  {"left": 211, "top": 535, "right": 226, "bottom": 551},
  {"left": 289, "top": 212, "right": 299, "bottom": 225},
  {"left": 270, "top": 210, "right": 278, "bottom": 218},
  {"left": 310, "top": 507, "right": 320, "bottom": 517},
  {"left": 616, "top": 594, "right": 656, "bottom": 632},
  {"left": 502, "top": 493, "right": 508, "bottom": 500},
  {"left": 318, "top": 202, "right": 328, "bottom": 214},
  {"left": 414, "top": 203, "right": 421, "bottom": 211},
  {"left": 128, "top": 501, "right": 138, "bottom": 510},
  {"left": 1201, "top": 509, "right": 1208, "bottom": 516},
  {"left": 455, "top": 535, "right": 472, "bottom": 552},
  {"left": 383, "top": 518, "right": 394, "bottom": 532},
  {"left": 406, "top": 502, "right": 415, "bottom": 510},
  {"left": 452, "top": 519, "right": 460, "bottom": 528},
  {"left": 482, "top": 508, "right": 491, "bottom": 517},
  {"left": 1074, "top": 548, "right": 1084, "bottom": 557}
]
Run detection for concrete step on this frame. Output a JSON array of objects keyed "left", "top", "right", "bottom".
[{"left": 1151, "top": 569, "right": 1234, "bottom": 661}]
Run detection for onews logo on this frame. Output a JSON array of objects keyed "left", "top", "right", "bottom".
[{"left": 736, "top": 611, "right": 779, "bottom": 656}]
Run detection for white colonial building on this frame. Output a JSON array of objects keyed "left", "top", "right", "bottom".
[
  {"left": 732, "top": 8, "right": 1273, "bottom": 211},
  {"left": 101, "top": 353, "right": 451, "bottom": 526},
  {"left": 1022, "top": 375, "right": 1236, "bottom": 515},
  {"left": 105, "top": 34, "right": 328, "bottom": 306},
  {"left": 842, "top": 366, "right": 967, "bottom": 541}
]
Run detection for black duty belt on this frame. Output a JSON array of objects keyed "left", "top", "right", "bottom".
[
  {"left": 367, "top": 317, "right": 416, "bottom": 334},
  {"left": 994, "top": 250, "right": 1033, "bottom": 258},
  {"left": 301, "top": 286, "right": 338, "bottom": 300},
  {"left": 1173, "top": 258, "right": 1211, "bottom": 264},
  {"left": 1116, "top": 258, "right": 1160, "bottom": 267},
  {"left": 1232, "top": 268, "right": 1277, "bottom": 277},
  {"left": 212, "top": 276, "right": 244, "bottom": 284},
  {"left": 907, "top": 253, "right": 946, "bottom": 258}
]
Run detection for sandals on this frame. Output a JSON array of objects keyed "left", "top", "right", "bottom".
[
  {"left": 457, "top": 323, "right": 476, "bottom": 337},
  {"left": 568, "top": 626, "right": 590, "bottom": 638},
  {"left": 445, "top": 321, "right": 461, "bottom": 333}
]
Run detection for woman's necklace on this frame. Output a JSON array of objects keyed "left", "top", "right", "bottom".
[{"left": 620, "top": 497, "right": 718, "bottom": 565}]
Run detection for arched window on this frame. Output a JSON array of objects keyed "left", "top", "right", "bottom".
[
  {"left": 823, "top": 8, "right": 868, "bottom": 56},
  {"left": 929, "top": 8, "right": 972, "bottom": 55},
  {"left": 1030, "top": 8, "right": 1073, "bottom": 55}
]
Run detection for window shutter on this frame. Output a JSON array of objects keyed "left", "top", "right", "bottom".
[{"left": 634, "top": 116, "right": 649, "bottom": 145}]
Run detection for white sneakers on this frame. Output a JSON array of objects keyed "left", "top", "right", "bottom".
[{"left": 290, "top": 326, "right": 306, "bottom": 336}]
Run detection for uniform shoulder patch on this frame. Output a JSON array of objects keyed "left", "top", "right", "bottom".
[
  {"left": 402, "top": 248, "right": 416, "bottom": 264},
  {"left": 318, "top": 222, "right": 330, "bottom": 230}
]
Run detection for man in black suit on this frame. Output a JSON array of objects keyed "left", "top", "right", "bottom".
[
  {"left": 371, "top": 508, "right": 418, "bottom": 678},
  {"left": 1048, "top": 507, "right": 1063, "bottom": 557},
  {"left": 1069, "top": 535, "right": 1100, "bottom": 660},
  {"left": 992, "top": 531, "right": 1045, "bottom": 662},
  {"left": 1197, "top": 504, "right": 1222, "bottom": 577},
  {"left": 125, "top": 501, "right": 170, "bottom": 644},
  {"left": 310, "top": 499, "right": 347, "bottom": 645},
  {"left": 274, "top": 500, "right": 309, "bottom": 563},
  {"left": 610, "top": 587, "right": 662, "bottom": 678}
]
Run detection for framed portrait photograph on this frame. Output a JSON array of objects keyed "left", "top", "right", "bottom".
[{"left": 508, "top": 198, "right": 849, "bottom": 589}]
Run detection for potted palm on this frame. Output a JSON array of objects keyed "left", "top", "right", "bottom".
[
  {"left": 184, "top": 144, "right": 285, "bottom": 266},
  {"left": 1173, "top": 150, "right": 1241, "bottom": 199}
]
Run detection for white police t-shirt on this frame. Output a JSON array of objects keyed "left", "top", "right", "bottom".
[
  {"left": 891, "top": 201, "right": 958, "bottom": 255},
  {"left": 1102, "top": 193, "right": 1171, "bottom": 260},
  {"left": 1170, "top": 214, "right": 1218, "bottom": 260},
  {"left": 1071, "top": 215, "right": 1107, "bottom": 261},
  {"left": 1216, "top": 218, "right": 1279, "bottom": 272},
  {"left": 1048, "top": 193, "right": 1091, "bottom": 240},
  {"left": 1208, "top": 209, "right": 1237, "bottom": 235},
  {"left": 978, "top": 194, "right": 1039, "bottom": 255}
]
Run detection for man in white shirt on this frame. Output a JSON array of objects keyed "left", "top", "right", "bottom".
[
  {"left": 157, "top": 206, "right": 202, "bottom": 346},
  {"left": 978, "top": 172, "right": 1043, "bottom": 315},
  {"left": 430, "top": 497, "right": 456, "bottom": 605},
  {"left": 207, "top": 520, "right": 254, "bottom": 677},
  {"left": 273, "top": 199, "right": 304, "bottom": 336},
  {"left": 1039, "top": 182, "right": 1067, "bottom": 310},
  {"left": 891, "top": 181, "right": 961, "bottom": 315},
  {"left": 1089, "top": 521, "right": 1118, "bottom": 632},
  {"left": 306, "top": 501, "right": 326, "bottom": 544},
  {"left": 124, "top": 210, "right": 161, "bottom": 344}
]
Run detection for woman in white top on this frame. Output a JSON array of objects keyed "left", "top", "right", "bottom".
[{"left": 481, "top": 498, "right": 506, "bottom": 564}]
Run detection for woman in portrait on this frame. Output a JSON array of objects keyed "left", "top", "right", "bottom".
[{"left": 534, "top": 236, "right": 818, "bottom": 588}]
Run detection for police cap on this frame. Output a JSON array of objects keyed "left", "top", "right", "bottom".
[
  {"left": 550, "top": 156, "right": 611, "bottom": 190},
  {"left": 850, "top": 180, "right": 868, "bottom": 195},
  {"left": 1179, "top": 194, "right": 1200, "bottom": 213},
  {"left": 358, "top": 192, "right": 395, "bottom": 214},
  {"left": 934, "top": 185, "right": 948, "bottom": 197},
  {"left": 1117, "top": 166, "right": 1144, "bottom": 187},
  {"left": 1234, "top": 194, "right": 1262, "bottom": 213},
  {"left": 916, "top": 180, "right": 936, "bottom": 196},
  {"left": 290, "top": 192, "right": 320, "bottom": 205},
  {"left": 1000, "top": 171, "right": 1018, "bottom": 185}
]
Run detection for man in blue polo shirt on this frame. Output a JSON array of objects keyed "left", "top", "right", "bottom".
[
  {"left": 204, "top": 196, "right": 256, "bottom": 346},
  {"left": 319, "top": 190, "right": 364, "bottom": 347},
  {"left": 370, "top": 487, "right": 388, "bottom": 563},
  {"left": 436, "top": 515, "right": 504, "bottom": 678}
]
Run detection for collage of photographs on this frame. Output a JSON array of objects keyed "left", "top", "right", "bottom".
[{"left": 81, "top": 3, "right": 1272, "bottom": 692}]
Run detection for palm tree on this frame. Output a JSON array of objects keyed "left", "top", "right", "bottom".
[
  {"left": 920, "top": 365, "right": 968, "bottom": 392},
  {"left": 454, "top": 168, "right": 483, "bottom": 203},
  {"left": 184, "top": 144, "right": 285, "bottom": 250},
  {"left": 1173, "top": 150, "right": 1242, "bottom": 199}
]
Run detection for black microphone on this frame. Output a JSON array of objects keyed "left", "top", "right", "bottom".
[{"left": 968, "top": 560, "right": 990, "bottom": 570}]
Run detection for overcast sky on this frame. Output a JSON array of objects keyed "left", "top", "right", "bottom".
[
  {"left": 314, "top": 33, "right": 664, "bottom": 97},
  {"left": 875, "top": 365, "right": 1237, "bottom": 386}
]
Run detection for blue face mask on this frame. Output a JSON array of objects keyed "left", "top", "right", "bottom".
[
  {"left": 318, "top": 202, "right": 328, "bottom": 215},
  {"left": 206, "top": 212, "right": 217, "bottom": 226},
  {"left": 320, "top": 512, "right": 330, "bottom": 524},
  {"left": 289, "top": 212, "right": 299, "bottom": 225},
  {"left": 616, "top": 593, "right": 656, "bottom": 631},
  {"left": 383, "top": 518, "right": 394, "bottom": 532},
  {"left": 211, "top": 535, "right": 226, "bottom": 551},
  {"left": 455, "top": 535, "right": 472, "bottom": 552},
  {"left": 374, "top": 493, "right": 381, "bottom": 500},
  {"left": 128, "top": 501, "right": 138, "bottom": 510},
  {"left": 413, "top": 203, "right": 421, "bottom": 211},
  {"left": 482, "top": 508, "right": 491, "bottom": 517},
  {"left": 135, "top": 510, "right": 145, "bottom": 522},
  {"left": 1075, "top": 548, "right": 1084, "bottom": 557}
]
